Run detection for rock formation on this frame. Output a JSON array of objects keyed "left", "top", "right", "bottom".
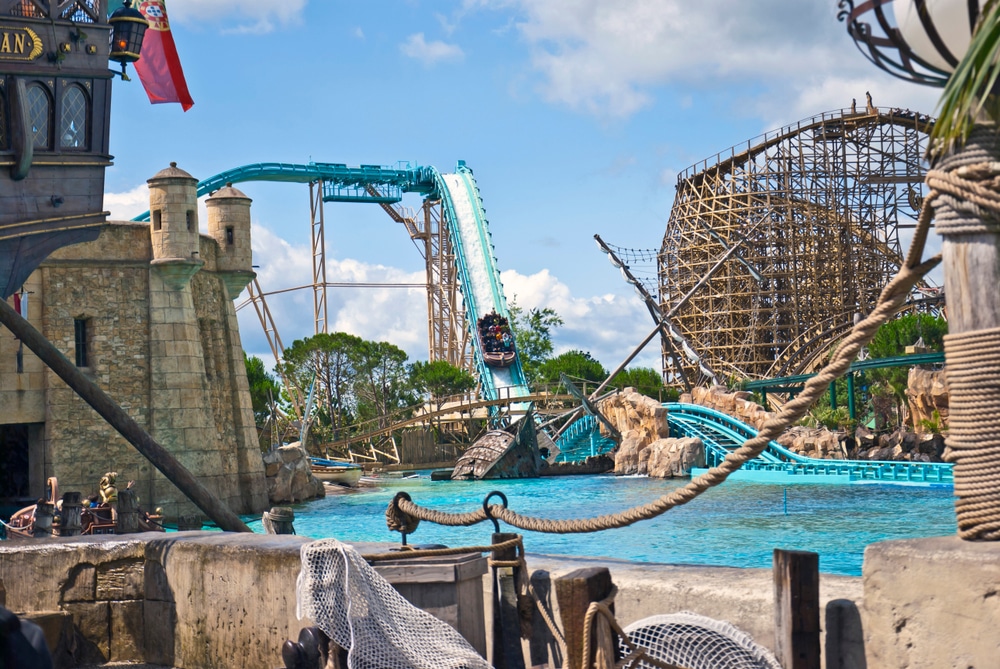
[
  {"left": 262, "top": 444, "right": 325, "bottom": 504},
  {"left": 906, "top": 367, "right": 949, "bottom": 431}
]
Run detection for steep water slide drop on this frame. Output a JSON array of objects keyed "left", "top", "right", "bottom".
[{"left": 436, "top": 166, "right": 532, "bottom": 407}]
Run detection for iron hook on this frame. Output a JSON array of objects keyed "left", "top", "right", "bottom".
[{"left": 482, "top": 490, "right": 508, "bottom": 534}]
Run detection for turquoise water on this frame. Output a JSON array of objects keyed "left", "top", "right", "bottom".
[{"left": 249, "top": 474, "right": 958, "bottom": 577}]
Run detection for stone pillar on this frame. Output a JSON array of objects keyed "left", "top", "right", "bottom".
[{"left": 206, "top": 184, "right": 256, "bottom": 300}]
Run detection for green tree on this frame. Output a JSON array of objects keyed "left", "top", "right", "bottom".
[
  {"left": 353, "top": 340, "right": 415, "bottom": 428},
  {"left": 612, "top": 366, "right": 677, "bottom": 401},
  {"left": 279, "top": 332, "right": 365, "bottom": 442},
  {"left": 410, "top": 360, "right": 477, "bottom": 411},
  {"left": 508, "top": 301, "right": 564, "bottom": 383},
  {"left": 244, "top": 353, "right": 280, "bottom": 425},
  {"left": 537, "top": 350, "right": 607, "bottom": 394}
]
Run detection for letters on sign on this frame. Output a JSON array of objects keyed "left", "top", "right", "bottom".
[{"left": 0, "top": 26, "right": 42, "bottom": 61}]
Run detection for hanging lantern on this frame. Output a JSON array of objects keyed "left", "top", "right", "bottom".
[
  {"left": 108, "top": 0, "right": 149, "bottom": 81},
  {"left": 838, "top": 0, "right": 987, "bottom": 87}
]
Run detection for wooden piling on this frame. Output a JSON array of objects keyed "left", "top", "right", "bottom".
[
  {"left": 59, "top": 492, "right": 83, "bottom": 537},
  {"left": 116, "top": 488, "right": 140, "bottom": 534},
  {"left": 773, "top": 549, "right": 820, "bottom": 669},
  {"left": 263, "top": 507, "right": 296, "bottom": 534},
  {"left": 555, "top": 567, "right": 615, "bottom": 669},
  {"left": 491, "top": 532, "right": 525, "bottom": 669}
]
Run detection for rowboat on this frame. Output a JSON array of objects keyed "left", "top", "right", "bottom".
[{"left": 309, "top": 458, "right": 364, "bottom": 487}]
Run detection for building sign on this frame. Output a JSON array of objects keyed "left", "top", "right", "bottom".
[{"left": 0, "top": 25, "right": 42, "bottom": 61}]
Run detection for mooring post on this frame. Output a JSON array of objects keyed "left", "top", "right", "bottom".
[
  {"left": 32, "top": 502, "right": 55, "bottom": 538},
  {"left": 59, "top": 492, "right": 83, "bottom": 537},
  {"left": 116, "top": 488, "right": 140, "bottom": 534},
  {"left": 0, "top": 299, "right": 250, "bottom": 532},
  {"left": 263, "top": 507, "right": 296, "bottom": 534},
  {"left": 773, "top": 549, "right": 820, "bottom": 669},
  {"left": 555, "top": 567, "right": 616, "bottom": 669},
  {"left": 491, "top": 532, "right": 525, "bottom": 669}
]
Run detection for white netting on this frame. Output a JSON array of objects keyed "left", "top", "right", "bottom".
[
  {"left": 621, "top": 612, "right": 782, "bottom": 669},
  {"left": 297, "top": 539, "right": 491, "bottom": 669}
]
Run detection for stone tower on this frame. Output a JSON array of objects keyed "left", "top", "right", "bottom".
[
  {"left": 206, "top": 184, "right": 255, "bottom": 298},
  {"left": 148, "top": 162, "right": 203, "bottom": 289}
]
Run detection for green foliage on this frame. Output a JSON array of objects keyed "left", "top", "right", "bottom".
[
  {"left": 508, "top": 301, "right": 564, "bottom": 383},
  {"left": 919, "top": 410, "right": 948, "bottom": 434},
  {"left": 353, "top": 340, "right": 415, "bottom": 427},
  {"left": 279, "top": 332, "right": 365, "bottom": 441},
  {"left": 410, "top": 360, "right": 477, "bottom": 408},
  {"left": 244, "top": 353, "right": 279, "bottom": 425},
  {"left": 536, "top": 350, "right": 607, "bottom": 392},
  {"left": 932, "top": 0, "right": 1000, "bottom": 156},
  {"left": 611, "top": 366, "right": 675, "bottom": 401}
]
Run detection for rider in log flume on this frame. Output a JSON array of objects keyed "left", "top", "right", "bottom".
[{"left": 477, "top": 311, "right": 516, "bottom": 367}]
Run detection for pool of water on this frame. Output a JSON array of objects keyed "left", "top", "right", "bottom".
[{"left": 248, "top": 474, "right": 958, "bottom": 577}]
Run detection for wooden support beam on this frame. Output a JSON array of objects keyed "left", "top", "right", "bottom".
[
  {"left": 491, "top": 532, "right": 525, "bottom": 669},
  {"left": 555, "top": 567, "right": 615, "bottom": 669},
  {"left": 0, "top": 299, "right": 251, "bottom": 533},
  {"left": 773, "top": 549, "right": 820, "bottom": 669}
]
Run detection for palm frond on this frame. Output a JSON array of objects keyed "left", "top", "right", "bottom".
[{"left": 931, "top": 0, "right": 1000, "bottom": 157}]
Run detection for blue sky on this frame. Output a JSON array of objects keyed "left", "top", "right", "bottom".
[{"left": 104, "top": 0, "right": 941, "bottom": 373}]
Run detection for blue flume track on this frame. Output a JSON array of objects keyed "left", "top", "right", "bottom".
[
  {"left": 131, "top": 160, "right": 531, "bottom": 406},
  {"left": 666, "top": 403, "right": 953, "bottom": 486}
]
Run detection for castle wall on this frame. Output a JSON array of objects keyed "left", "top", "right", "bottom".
[{"left": 0, "top": 215, "right": 267, "bottom": 517}]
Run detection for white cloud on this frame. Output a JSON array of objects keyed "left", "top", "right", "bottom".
[
  {"left": 165, "top": 0, "right": 306, "bottom": 34},
  {"left": 469, "top": 0, "right": 941, "bottom": 122},
  {"left": 501, "top": 268, "right": 660, "bottom": 370},
  {"left": 104, "top": 184, "right": 149, "bottom": 222},
  {"left": 400, "top": 33, "right": 465, "bottom": 66},
  {"left": 237, "top": 225, "right": 657, "bottom": 374}
]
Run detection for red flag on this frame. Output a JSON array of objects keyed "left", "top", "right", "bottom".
[{"left": 133, "top": 0, "right": 194, "bottom": 111}]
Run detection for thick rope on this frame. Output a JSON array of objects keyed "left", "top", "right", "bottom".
[
  {"left": 390, "top": 194, "right": 939, "bottom": 533},
  {"left": 579, "top": 587, "right": 684, "bottom": 669},
  {"left": 931, "top": 126, "right": 1000, "bottom": 540}
]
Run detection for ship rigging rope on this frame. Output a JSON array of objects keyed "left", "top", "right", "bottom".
[
  {"left": 390, "top": 174, "right": 943, "bottom": 535},
  {"left": 928, "top": 126, "right": 1000, "bottom": 540}
]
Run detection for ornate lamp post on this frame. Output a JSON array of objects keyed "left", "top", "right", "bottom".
[
  {"left": 842, "top": 0, "right": 1000, "bottom": 541},
  {"left": 108, "top": 0, "right": 149, "bottom": 80}
]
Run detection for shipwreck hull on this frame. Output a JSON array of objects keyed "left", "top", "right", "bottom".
[{"left": 452, "top": 411, "right": 540, "bottom": 480}]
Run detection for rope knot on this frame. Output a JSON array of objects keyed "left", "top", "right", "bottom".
[{"left": 385, "top": 492, "right": 420, "bottom": 535}]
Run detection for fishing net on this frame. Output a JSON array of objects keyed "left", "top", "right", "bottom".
[
  {"left": 621, "top": 612, "right": 782, "bottom": 669},
  {"left": 297, "top": 539, "right": 491, "bottom": 669}
]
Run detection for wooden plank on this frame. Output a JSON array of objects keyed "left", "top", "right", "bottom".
[
  {"left": 773, "top": 549, "right": 820, "bottom": 669},
  {"left": 492, "top": 533, "right": 525, "bottom": 669},
  {"left": 555, "top": 567, "right": 614, "bottom": 669}
]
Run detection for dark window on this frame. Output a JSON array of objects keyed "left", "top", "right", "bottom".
[
  {"left": 186, "top": 210, "right": 194, "bottom": 231},
  {"left": 26, "top": 84, "right": 50, "bottom": 150},
  {"left": 0, "top": 88, "right": 6, "bottom": 150},
  {"left": 60, "top": 85, "right": 88, "bottom": 149},
  {"left": 225, "top": 226, "right": 234, "bottom": 245},
  {"left": 74, "top": 318, "right": 88, "bottom": 367},
  {"left": 152, "top": 210, "right": 161, "bottom": 231},
  {"left": 61, "top": 0, "right": 99, "bottom": 23}
]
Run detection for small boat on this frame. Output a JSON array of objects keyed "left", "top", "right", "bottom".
[
  {"left": 309, "top": 458, "right": 364, "bottom": 487},
  {"left": 452, "top": 409, "right": 541, "bottom": 480},
  {"left": 477, "top": 311, "right": 516, "bottom": 368}
]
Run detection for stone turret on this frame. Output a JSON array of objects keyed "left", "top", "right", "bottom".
[
  {"left": 148, "top": 162, "right": 203, "bottom": 289},
  {"left": 206, "top": 183, "right": 255, "bottom": 298}
]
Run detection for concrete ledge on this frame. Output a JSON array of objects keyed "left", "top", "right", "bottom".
[{"left": 863, "top": 535, "right": 1000, "bottom": 668}]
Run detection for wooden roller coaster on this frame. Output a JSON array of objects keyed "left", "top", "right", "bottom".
[{"left": 657, "top": 104, "right": 940, "bottom": 385}]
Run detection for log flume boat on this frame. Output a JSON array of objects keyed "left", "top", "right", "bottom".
[{"left": 477, "top": 311, "right": 516, "bottom": 367}]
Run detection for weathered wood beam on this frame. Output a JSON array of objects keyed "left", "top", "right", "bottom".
[
  {"left": 773, "top": 549, "right": 820, "bottom": 669},
  {"left": 555, "top": 567, "right": 614, "bottom": 669}
]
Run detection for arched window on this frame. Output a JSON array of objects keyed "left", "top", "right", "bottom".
[
  {"left": 60, "top": 85, "right": 89, "bottom": 150},
  {"left": 26, "top": 83, "right": 51, "bottom": 150},
  {"left": 0, "top": 88, "right": 7, "bottom": 150}
]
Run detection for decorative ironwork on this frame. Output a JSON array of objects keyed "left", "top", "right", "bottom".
[
  {"left": 658, "top": 105, "right": 935, "bottom": 384},
  {"left": 26, "top": 82, "right": 49, "bottom": 149},
  {"left": 838, "top": 0, "right": 978, "bottom": 87}
]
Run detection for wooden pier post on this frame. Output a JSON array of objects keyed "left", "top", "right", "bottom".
[
  {"left": 491, "top": 532, "right": 525, "bottom": 669},
  {"left": 32, "top": 502, "right": 54, "bottom": 538},
  {"left": 58, "top": 492, "right": 83, "bottom": 537},
  {"left": 263, "top": 507, "right": 296, "bottom": 534},
  {"left": 555, "top": 567, "right": 616, "bottom": 669},
  {"left": 116, "top": 488, "right": 140, "bottom": 534},
  {"left": 773, "top": 549, "right": 820, "bottom": 669}
]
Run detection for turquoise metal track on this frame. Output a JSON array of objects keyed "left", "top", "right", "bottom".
[
  {"left": 130, "top": 159, "right": 531, "bottom": 407},
  {"left": 666, "top": 403, "right": 953, "bottom": 486}
]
